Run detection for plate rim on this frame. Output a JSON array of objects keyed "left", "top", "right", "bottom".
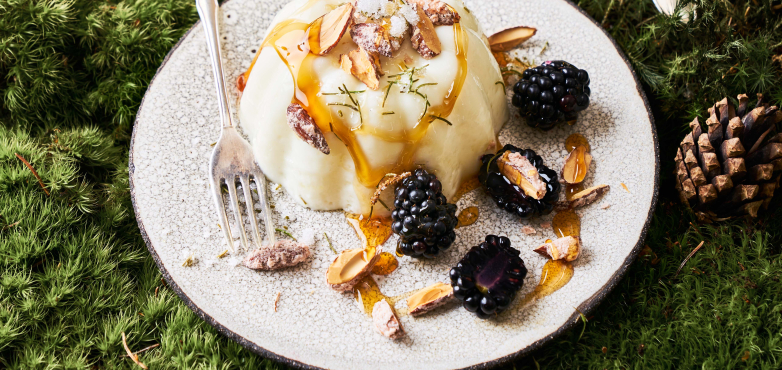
[{"left": 129, "top": 0, "right": 660, "bottom": 368}]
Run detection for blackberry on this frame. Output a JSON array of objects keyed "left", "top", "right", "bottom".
[
  {"left": 391, "top": 169, "right": 459, "bottom": 259},
  {"left": 450, "top": 235, "right": 527, "bottom": 318},
  {"left": 512, "top": 60, "right": 591, "bottom": 131},
  {"left": 479, "top": 145, "right": 560, "bottom": 219}
]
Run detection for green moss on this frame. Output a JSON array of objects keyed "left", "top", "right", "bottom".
[{"left": 1, "top": 0, "right": 781, "bottom": 368}]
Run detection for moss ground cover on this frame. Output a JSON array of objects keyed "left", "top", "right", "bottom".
[{"left": 1, "top": 0, "right": 781, "bottom": 368}]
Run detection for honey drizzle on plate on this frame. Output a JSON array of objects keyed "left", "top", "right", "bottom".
[
  {"left": 371, "top": 252, "right": 399, "bottom": 275},
  {"left": 241, "top": 13, "right": 469, "bottom": 187},
  {"left": 345, "top": 213, "right": 393, "bottom": 248},
  {"left": 354, "top": 276, "right": 425, "bottom": 316},
  {"left": 456, "top": 206, "right": 479, "bottom": 228}
]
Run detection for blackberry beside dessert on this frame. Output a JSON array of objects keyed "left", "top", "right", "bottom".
[
  {"left": 479, "top": 145, "right": 560, "bottom": 219},
  {"left": 391, "top": 169, "right": 459, "bottom": 259},
  {"left": 512, "top": 60, "right": 591, "bottom": 130},
  {"left": 450, "top": 235, "right": 527, "bottom": 318}
]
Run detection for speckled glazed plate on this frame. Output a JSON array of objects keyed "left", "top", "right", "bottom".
[{"left": 129, "top": 0, "right": 658, "bottom": 368}]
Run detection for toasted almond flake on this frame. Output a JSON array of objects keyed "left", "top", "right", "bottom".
[
  {"left": 286, "top": 103, "right": 330, "bottom": 154},
  {"left": 488, "top": 26, "right": 537, "bottom": 52},
  {"left": 601, "top": 204, "right": 612, "bottom": 210},
  {"left": 340, "top": 48, "right": 383, "bottom": 90},
  {"left": 410, "top": 5, "right": 442, "bottom": 59},
  {"left": 243, "top": 240, "right": 311, "bottom": 270},
  {"left": 326, "top": 247, "right": 380, "bottom": 292},
  {"left": 534, "top": 236, "right": 581, "bottom": 261},
  {"left": 310, "top": 3, "right": 354, "bottom": 55},
  {"left": 555, "top": 184, "right": 610, "bottom": 211},
  {"left": 497, "top": 151, "right": 547, "bottom": 199},
  {"left": 407, "top": 282, "right": 454, "bottom": 316},
  {"left": 521, "top": 225, "right": 537, "bottom": 235},
  {"left": 621, "top": 183, "right": 630, "bottom": 193},
  {"left": 372, "top": 299, "right": 405, "bottom": 339}
]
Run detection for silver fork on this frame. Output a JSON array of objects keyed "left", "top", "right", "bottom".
[{"left": 196, "top": 0, "right": 275, "bottom": 252}]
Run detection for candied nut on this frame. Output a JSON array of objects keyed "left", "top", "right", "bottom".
[
  {"left": 555, "top": 184, "right": 610, "bottom": 211},
  {"left": 487, "top": 26, "right": 537, "bottom": 52},
  {"left": 340, "top": 48, "right": 383, "bottom": 90},
  {"left": 243, "top": 240, "right": 312, "bottom": 270},
  {"left": 326, "top": 246, "right": 380, "bottom": 292},
  {"left": 497, "top": 151, "right": 547, "bottom": 199},
  {"left": 561, "top": 146, "right": 592, "bottom": 184},
  {"left": 371, "top": 172, "right": 412, "bottom": 206},
  {"left": 286, "top": 103, "right": 330, "bottom": 154},
  {"left": 372, "top": 299, "right": 405, "bottom": 339},
  {"left": 310, "top": 3, "right": 354, "bottom": 55},
  {"left": 406, "top": 0, "right": 461, "bottom": 25},
  {"left": 407, "top": 282, "right": 454, "bottom": 316},
  {"left": 350, "top": 22, "right": 401, "bottom": 57},
  {"left": 410, "top": 6, "right": 442, "bottom": 59},
  {"left": 533, "top": 236, "right": 581, "bottom": 261}
]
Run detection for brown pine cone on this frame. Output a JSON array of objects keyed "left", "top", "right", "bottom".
[{"left": 674, "top": 94, "right": 782, "bottom": 222}]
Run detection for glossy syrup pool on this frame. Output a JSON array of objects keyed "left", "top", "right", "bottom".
[
  {"left": 345, "top": 213, "right": 393, "bottom": 248},
  {"left": 354, "top": 276, "right": 420, "bottom": 316},
  {"left": 516, "top": 259, "right": 575, "bottom": 309},
  {"left": 241, "top": 4, "right": 470, "bottom": 187},
  {"left": 371, "top": 252, "right": 399, "bottom": 275},
  {"left": 565, "top": 183, "right": 585, "bottom": 201},
  {"left": 456, "top": 206, "right": 479, "bottom": 228}
]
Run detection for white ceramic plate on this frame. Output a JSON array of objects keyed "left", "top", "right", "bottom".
[{"left": 130, "top": 0, "right": 659, "bottom": 368}]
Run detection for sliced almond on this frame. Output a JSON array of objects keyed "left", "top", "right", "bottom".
[
  {"left": 561, "top": 146, "right": 592, "bottom": 184},
  {"left": 243, "top": 240, "right": 312, "bottom": 270},
  {"left": 407, "top": 282, "right": 454, "bottom": 316},
  {"left": 497, "top": 151, "right": 547, "bottom": 199},
  {"left": 350, "top": 22, "right": 400, "bottom": 58},
  {"left": 372, "top": 299, "right": 405, "bottom": 339},
  {"left": 286, "top": 103, "right": 330, "bottom": 154},
  {"left": 533, "top": 236, "right": 580, "bottom": 262},
  {"left": 488, "top": 26, "right": 537, "bottom": 52},
  {"left": 340, "top": 48, "right": 382, "bottom": 90},
  {"left": 410, "top": 6, "right": 442, "bottom": 59},
  {"left": 310, "top": 3, "right": 354, "bottom": 55},
  {"left": 555, "top": 184, "right": 610, "bottom": 211},
  {"left": 326, "top": 246, "right": 380, "bottom": 292},
  {"left": 405, "top": 0, "right": 461, "bottom": 26}
]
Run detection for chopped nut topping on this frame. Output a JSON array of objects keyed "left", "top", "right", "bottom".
[
  {"left": 407, "top": 282, "right": 454, "bottom": 316},
  {"left": 406, "top": 0, "right": 461, "bottom": 25},
  {"left": 340, "top": 48, "right": 383, "bottom": 90},
  {"left": 372, "top": 299, "right": 405, "bottom": 339},
  {"left": 410, "top": 6, "right": 442, "bottom": 59},
  {"left": 534, "top": 236, "right": 581, "bottom": 261},
  {"left": 497, "top": 151, "right": 547, "bottom": 199},
  {"left": 286, "top": 103, "right": 330, "bottom": 154},
  {"left": 310, "top": 3, "right": 354, "bottom": 55},
  {"left": 487, "top": 26, "right": 537, "bottom": 52},
  {"left": 243, "top": 240, "right": 312, "bottom": 270},
  {"left": 326, "top": 247, "right": 380, "bottom": 292},
  {"left": 350, "top": 22, "right": 402, "bottom": 57},
  {"left": 371, "top": 172, "right": 412, "bottom": 206},
  {"left": 555, "top": 184, "right": 610, "bottom": 211}
]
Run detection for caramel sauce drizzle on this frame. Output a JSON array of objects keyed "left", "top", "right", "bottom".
[{"left": 241, "top": 11, "right": 469, "bottom": 187}]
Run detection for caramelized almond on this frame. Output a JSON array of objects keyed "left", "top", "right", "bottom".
[
  {"left": 411, "top": 5, "right": 442, "bottom": 59},
  {"left": 488, "top": 26, "right": 537, "bottom": 52},
  {"left": 497, "top": 151, "right": 547, "bottom": 199},
  {"left": 407, "top": 282, "right": 454, "bottom": 316},
  {"left": 555, "top": 184, "right": 610, "bottom": 211},
  {"left": 372, "top": 299, "right": 405, "bottom": 339},
  {"left": 326, "top": 246, "right": 380, "bottom": 292},
  {"left": 340, "top": 48, "right": 382, "bottom": 90},
  {"left": 561, "top": 146, "right": 592, "bottom": 184},
  {"left": 309, "top": 3, "right": 354, "bottom": 55},
  {"left": 533, "top": 236, "right": 581, "bottom": 261},
  {"left": 286, "top": 103, "right": 330, "bottom": 154}
]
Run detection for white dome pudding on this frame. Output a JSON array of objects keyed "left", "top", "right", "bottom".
[{"left": 238, "top": 0, "right": 509, "bottom": 215}]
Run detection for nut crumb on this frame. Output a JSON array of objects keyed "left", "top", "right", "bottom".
[
  {"left": 601, "top": 204, "right": 612, "bottom": 210},
  {"left": 521, "top": 225, "right": 537, "bottom": 235},
  {"left": 217, "top": 249, "right": 229, "bottom": 259},
  {"left": 273, "top": 292, "right": 281, "bottom": 312},
  {"left": 372, "top": 299, "right": 405, "bottom": 339},
  {"left": 540, "top": 221, "right": 551, "bottom": 229},
  {"left": 243, "top": 240, "right": 311, "bottom": 270}
]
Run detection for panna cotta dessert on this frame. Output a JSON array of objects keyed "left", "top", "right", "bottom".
[{"left": 238, "top": 0, "right": 509, "bottom": 214}]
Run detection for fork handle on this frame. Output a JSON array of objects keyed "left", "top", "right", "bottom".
[{"left": 196, "top": 0, "right": 233, "bottom": 129}]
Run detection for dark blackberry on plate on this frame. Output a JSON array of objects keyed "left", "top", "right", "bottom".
[
  {"left": 450, "top": 235, "right": 527, "bottom": 318},
  {"left": 512, "top": 60, "right": 591, "bottom": 130},
  {"left": 391, "top": 169, "right": 459, "bottom": 259},
  {"left": 479, "top": 144, "right": 560, "bottom": 219}
]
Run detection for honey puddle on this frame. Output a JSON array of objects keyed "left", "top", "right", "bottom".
[
  {"left": 345, "top": 213, "right": 393, "bottom": 248},
  {"left": 565, "top": 183, "right": 585, "bottom": 201},
  {"left": 242, "top": 11, "right": 470, "bottom": 187},
  {"left": 565, "top": 133, "right": 590, "bottom": 152},
  {"left": 552, "top": 209, "right": 581, "bottom": 238},
  {"left": 515, "top": 259, "right": 574, "bottom": 309},
  {"left": 371, "top": 252, "right": 399, "bottom": 275},
  {"left": 456, "top": 206, "right": 479, "bottom": 228},
  {"left": 452, "top": 176, "right": 481, "bottom": 203}
]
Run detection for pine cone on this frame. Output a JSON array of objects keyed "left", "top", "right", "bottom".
[{"left": 674, "top": 94, "right": 782, "bottom": 222}]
